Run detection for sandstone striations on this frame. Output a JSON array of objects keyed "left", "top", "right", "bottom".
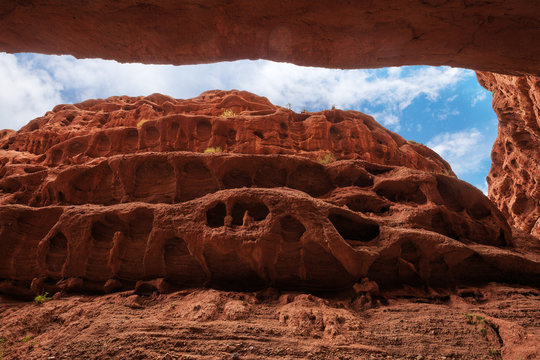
[
  {"left": 478, "top": 72, "right": 540, "bottom": 239},
  {"left": 0, "top": 90, "right": 538, "bottom": 299},
  {"left": 1, "top": 1, "right": 540, "bottom": 75}
]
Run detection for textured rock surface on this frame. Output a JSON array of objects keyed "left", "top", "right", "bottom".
[
  {"left": 0, "top": 90, "right": 538, "bottom": 298},
  {"left": 0, "top": 285, "right": 538, "bottom": 359},
  {"left": 477, "top": 72, "right": 540, "bottom": 239},
  {"left": 1, "top": 1, "right": 540, "bottom": 75},
  {"left": 0, "top": 90, "right": 454, "bottom": 174}
]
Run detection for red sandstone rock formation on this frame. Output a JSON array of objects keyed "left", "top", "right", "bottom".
[
  {"left": 1, "top": 285, "right": 538, "bottom": 359},
  {"left": 477, "top": 72, "right": 540, "bottom": 239},
  {"left": 1, "top": 1, "right": 539, "bottom": 75},
  {"left": 0, "top": 90, "right": 538, "bottom": 298},
  {"left": 0, "top": 90, "right": 453, "bottom": 175}
]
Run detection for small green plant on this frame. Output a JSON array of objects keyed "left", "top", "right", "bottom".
[
  {"left": 464, "top": 313, "right": 489, "bottom": 337},
  {"left": 0, "top": 337, "right": 5, "bottom": 359},
  {"left": 136, "top": 119, "right": 148, "bottom": 128},
  {"left": 301, "top": 107, "right": 308, "bottom": 114},
  {"left": 34, "top": 292, "right": 51, "bottom": 304},
  {"left": 317, "top": 153, "right": 336, "bottom": 165},
  {"left": 220, "top": 109, "right": 236, "bottom": 118},
  {"left": 21, "top": 336, "right": 31, "bottom": 343},
  {"left": 475, "top": 315, "right": 485, "bottom": 322},
  {"left": 203, "top": 147, "right": 222, "bottom": 154},
  {"left": 488, "top": 349, "right": 501, "bottom": 359},
  {"left": 97, "top": 110, "right": 104, "bottom": 114}
]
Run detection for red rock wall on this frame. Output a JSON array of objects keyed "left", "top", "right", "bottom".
[
  {"left": 477, "top": 72, "right": 540, "bottom": 238},
  {"left": 1, "top": 91, "right": 538, "bottom": 296},
  {"left": 0, "top": 1, "right": 539, "bottom": 75},
  {"left": 0, "top": 90, "right": 453, "bottom": 175}
]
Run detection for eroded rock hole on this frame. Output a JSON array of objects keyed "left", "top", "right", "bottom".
[
  {"left": 231, "top": 201, "right": 269, "bottom": 226},
  {"left": 196, "top": 119, "right": 212, "bottom": 141},
  {"left": 179, "top": 161, "right": 218, "bottom": 201},
  {"left": 496, "top": 229, "right": 508, "bottom": 247},
  {"left": 346, "top": 197, "right": 390, "bottom": 214},
  {"left": 206, "top": 202, "right": 226, "bottom": 228},
  {"left": 468, "top": 201, "right": 492, "bottom": 219},
  {"left": 116, "top": 209, "right": 154, "bottom": 281},
  {"left": 288, "top": 164, "right": 333, "bottom": 197},
  {"left": 354, "top": 174, "right": 374, "bottom": 187},
  {"left": 254, "top": 165, "right": 286, "bottom": 188},
  {"left": 303, "top": 241, "right": 355, "bottom": 290},
  {"left": 95, "top": 133, "right": 111, "bottom": 154},
  {"left": 375, "top": 182, "right": 427, "bottom": 205},
  {"left": 164, "top": 237, "right": 205, "bottom": 286},
  {"left": 204, "top": 246, "right": 266, "bottom": 290},
  {"left": 329, "top": 125, "right": 341, "bottom": 141},
  {"left": 328, "top": 212, "right": 380, "bottom": 244},
  {"left": 222, "top": 169, "right": 252, "bottom": 188},
  {"left": 363, "top": 163, "right": 393, "bottom": 175},
  {"left": 511, "top": 195, "right": 530, "bottom": 215},
  {"left": 400, "top": 241, "right": 420, "bottom": 264},
  {"left": 134, "top": 159, "right": 175, "bottom": 201},
  {"left": 46, "top": 232, "right": 68, "bottom": 278},
  {"left": 184, "top": 160, "right": 211, "bottom": 177},
  {"left": 450, "top": 253, "right": 502, "bottom": 285},
  {"left": 86, "top": 215, "right": 121, "bottom": 280},
  {"left": 279, "top": 122, "right": 288, "bottom": 139},
  {"left": 436, "top": 176, "right": 464, "bottom": 212},
  {"left": 51, "top": 149, "right": 63, "bottom": 164},
  {"left": 68, "top": 140, "right": 87, "bottom": 155},
  {"left": 145, "top": 125, "right": 160, "bottom": 144},
  {"left": 279, "top": 215, "right": 306, "bottom": 243},
  {"left": 128, "top": 208, "right": 154, "bottom": 237},
  {"left": 124, "top": 128, "right": 139, "bottom": 151}
]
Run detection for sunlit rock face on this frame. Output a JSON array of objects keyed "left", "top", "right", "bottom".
[
  {"left": 478, "top": 72, "right": 540, "bottom": 239},
  {"left": 0, "top": 90, "right": 538, "bottom": 297},
  {"left": 0, "top": 1, "right": 539, "bottom": 75}
]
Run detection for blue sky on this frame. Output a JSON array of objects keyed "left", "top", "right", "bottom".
[{"left": 0, "top": 52, "right": 496, "bottom": 193}]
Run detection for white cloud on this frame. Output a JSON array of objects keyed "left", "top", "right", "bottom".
[
  {"left": 437, "top": 108, "right": 460, "bottom": 121},
  {"left": 427, "top": 128, "right": 492, "bottom": 177},
  {"left": 370, "top": 111, "right": 401, "bottom": 131},
  {"left": 474, "top": 180, "right": 489, "bottom": 195},
  {"left": 471, "top": 90, "right": 488, "bottom": 107},
  {"left": 0, "top": 54, "right": 62, "bottom": 130},
  {"left": 0, "top": 53, "right": 471, "bottom": 131}
]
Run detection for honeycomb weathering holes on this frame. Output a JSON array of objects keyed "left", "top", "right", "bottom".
[
  {"left": 206, "top": 202, "right": 226, "bottom": 228},
  {"left": 45, "top": 232, "right": 68, "bottom": 277},
  {"left": 279, "top": 215, "right": 306, "bottom": 243},
  {"left": 205, "top": 200, "right": 269, "bottom": 228},
  {"left": 328, "top": 211, "right": 380, "bottom": 243},
  {"left": 231, "top": 201, "right": 269, "bottom": 226}
]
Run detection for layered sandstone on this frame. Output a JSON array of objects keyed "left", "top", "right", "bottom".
[
  {"left": 477, "top": 72, "right": 540, "bottom": 239},
  {"left": 0, "top": 91, "right": 538, "bottom": 298},
  {"left": 1, "top": 285, "right": 538, "bottom": 359},
  {"left": 1, "top": 1, "right": 540, "bottom": 75}
]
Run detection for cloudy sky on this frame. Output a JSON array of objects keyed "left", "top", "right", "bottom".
[{"left": 0, "top": 52, "right": 496, "bottom": 193}]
